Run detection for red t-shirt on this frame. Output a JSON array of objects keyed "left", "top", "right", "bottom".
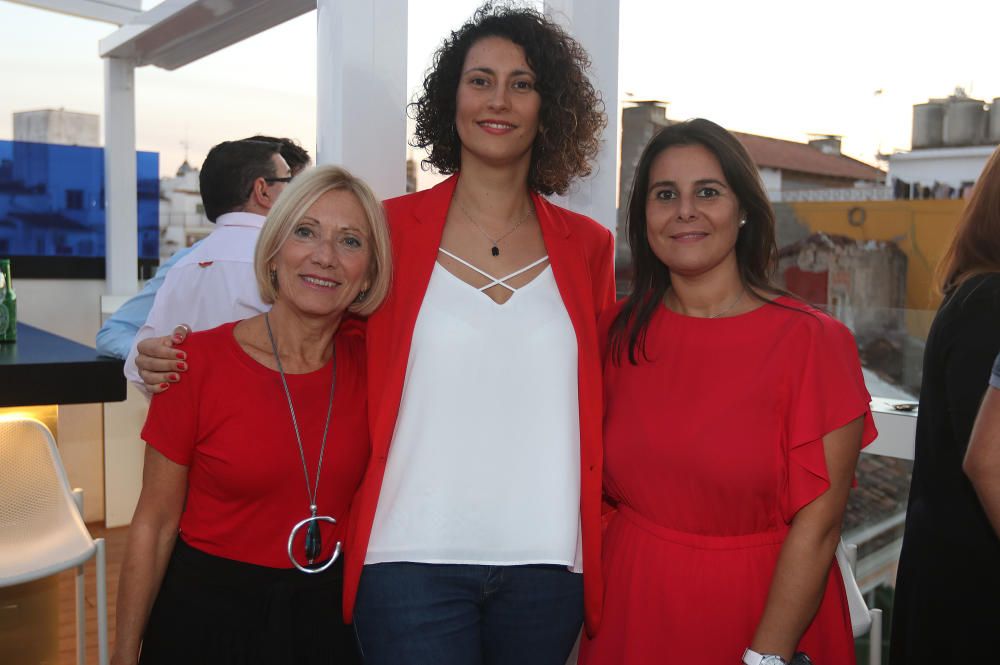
[{"left": 142, "top": 320, "right": 370, "bottom": 568}]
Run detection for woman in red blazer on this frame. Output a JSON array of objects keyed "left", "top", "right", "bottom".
[
  {"left": 132, "top": 6, "right": 612, "bottom": 664},
  {"left": 345, "top": 7, "right": 613, "bottom": 664}
]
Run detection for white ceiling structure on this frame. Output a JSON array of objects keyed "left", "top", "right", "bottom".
[
  {"left": 8, "top": 0, "right": 142, "bottom": 24},
  {"left": 6, "top": 0, "right": 619, "bottom": 301},
  {"left": 99, "top": 0, "right": 316, "bottom": 70}
]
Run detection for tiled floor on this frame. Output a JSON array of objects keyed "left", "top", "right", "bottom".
[{"left": 56, "top": 524, "right": 128, "bottom": 665}]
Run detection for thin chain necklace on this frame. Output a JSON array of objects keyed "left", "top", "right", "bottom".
[
  {"left": 264, "top": 313, "right": 341, "bottom": 573},
  {"left": 667, "top": 287, "right": 747, "bottom": 319},
  {"left": 459, "top": 200, "right": 533, "bottom": 257}
]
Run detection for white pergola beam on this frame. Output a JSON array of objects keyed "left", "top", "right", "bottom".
[
  {"left": 99, "top": 0, "right": 315, "bottom": 70},
  {"left": 316, "top": 0, "right": 407, "bottom": 200},
  {"left": 544, "top": 0, "right": 621, "bottom": 233},
  {"left": 104, "top": 56, "right": 137, "bottom": 296},
  {"left": 5, "top": 0, "right": 141, "bottom": 25}
]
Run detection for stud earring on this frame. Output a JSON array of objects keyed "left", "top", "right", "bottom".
[
  {"left": 354, "top": 289, "right": 369, "bottom": 304},
  {"left": 738, "top": 218, "right": 747, "bottom": 228}
]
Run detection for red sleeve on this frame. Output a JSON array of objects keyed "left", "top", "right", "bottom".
[
  {"left": 140, "top": 337, "right": 205, "bottom": 467},
  {"left": 783, "top": 312, "right": 878, "bottom": 520},
  {"left": 592, "top": 227, "right": 617, "bottom": 318},
  {"left": 597, "top": 299, "right": 625, "bottom": 364}
]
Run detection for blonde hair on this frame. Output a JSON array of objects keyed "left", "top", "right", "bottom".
[{"left": 254, "top": 165, "right": 392, "bottom": 316}]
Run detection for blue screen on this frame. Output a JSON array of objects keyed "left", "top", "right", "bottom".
[{"left": 0, "top": 140, "right": 159, "bottom": 261}]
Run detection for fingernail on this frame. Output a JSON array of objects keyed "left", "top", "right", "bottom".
[
  {"left": 177, "top": 361, "right": 187, "bottom": 371},
  {"left": 175, "top": 351, "right": 187, "bottom": 360},
  {"left": 159, "top": 383, "right": 169, "bottom": 390},
  {"left": 169, "top": 374, "right": 179, "bottom": 381}
]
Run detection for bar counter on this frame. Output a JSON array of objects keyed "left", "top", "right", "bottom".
[{"left": 0, "top": 322, "right": 125, "bottom": 407}]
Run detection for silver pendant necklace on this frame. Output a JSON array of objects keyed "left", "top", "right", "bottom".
[
  {"left": 708, "top": 287, "right": 746, "bottom": 318},
  {"left": 265, "top": 313, "right": 342, "bottom": 574},
  {"left": 459, "top": 200, "right": 533, "bottom": 257},
  {"left": 667, "top": 287, "right": 746, "bottom": 319}
]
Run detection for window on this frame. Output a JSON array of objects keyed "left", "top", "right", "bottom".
[{"left": 65, "top": 189, "right": 84, "bottom": 210}]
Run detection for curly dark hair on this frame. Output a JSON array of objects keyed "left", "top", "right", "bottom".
[{"left": 410, "top": 1, "right": 605, "bottom": 196}]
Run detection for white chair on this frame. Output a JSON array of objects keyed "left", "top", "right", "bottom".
[
  {"left": 842, "top": 541, "right": 883, "bottom": 665},
  {"left": 0, "top": 416, "right": 108, "bottom": 665}
]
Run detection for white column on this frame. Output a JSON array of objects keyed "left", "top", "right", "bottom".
[
  {"left": 544, "top": 0, "right": 620, "bottom": 233},
  {"left": 316, "top": 0, "right": 408, "bottom": 201},
  {"left": 103, "top": 56, "right": 138, "bottom": 296}
]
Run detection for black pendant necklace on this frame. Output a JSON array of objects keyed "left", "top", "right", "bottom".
[
  {"left": 459, "top": 200, "right": 533, "bottom": 257},
  {"left": 265, "top": 313, "right": 342, "bottom": 573}
]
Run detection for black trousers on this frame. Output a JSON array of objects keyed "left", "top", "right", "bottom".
[{"left": 139, "top": 537, "right": 360, "bottom": 665}]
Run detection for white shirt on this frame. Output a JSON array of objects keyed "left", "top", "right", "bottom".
[
  {"left": 365, "top": 257, "right": 582, "bottom": 568},
  {"left": 123, "top": 212, "right": 270, "bottom": 390}
]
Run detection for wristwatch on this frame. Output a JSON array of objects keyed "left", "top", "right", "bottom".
[
  {"left": 742, "top": 649, "right": 814, "bottom": 665},
  {"left": 742, "top": 649, "right": 786, "bottom": 665}
]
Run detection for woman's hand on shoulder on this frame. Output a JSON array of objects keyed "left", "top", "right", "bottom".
[{"left": 137, "top": 325, "right": 190, "bottom": 394}]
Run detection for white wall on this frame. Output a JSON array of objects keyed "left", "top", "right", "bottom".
[
  {"left": 760, "top": 167, "right": 783, "bottom": 201},
  {"left": 18, "top": 278, "right": 139, "bottom": 522},
  {"left": 888, "top": 145, "right": 996, "bottom": 190}
]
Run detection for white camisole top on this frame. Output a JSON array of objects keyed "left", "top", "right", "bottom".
[{"left": 365, "top": 249, "right": 582, "bottom": 568}]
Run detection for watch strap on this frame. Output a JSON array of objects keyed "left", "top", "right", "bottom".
[{"left": 743, "top": 648, "right": 787, "bottom": 665}]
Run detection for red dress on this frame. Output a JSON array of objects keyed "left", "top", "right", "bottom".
[{"left": 580, "top": 298, "right": 877, "bottom": 663}]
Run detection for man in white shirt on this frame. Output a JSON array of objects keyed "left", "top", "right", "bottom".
[
  {"left": 123, "top": 139, "right": 292, "bottom": 390},
  {"left": 96, "top": 137, "right": 310, "bottom": 359}
]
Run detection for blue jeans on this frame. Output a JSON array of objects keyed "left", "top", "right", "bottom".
[{"left": 353, "top": 562, "right": 583, "bottom": 665}]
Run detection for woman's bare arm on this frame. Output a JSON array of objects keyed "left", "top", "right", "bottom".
[
  {"left": 964, "top": 387, "right": 1000, "bottom": 537},
  {"left": 749, "top": 417, "right": 865, "bottom": 661},
  {"left": 110, "top": 446, "right": 188, "bottom": 665}
]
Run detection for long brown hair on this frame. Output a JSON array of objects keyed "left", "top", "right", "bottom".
[
  {"left": 936, "top": 144, "right": 1000, "bottom": 295},
  {"left": 610, "top": 119, "right": 784, "bottom": 365}
]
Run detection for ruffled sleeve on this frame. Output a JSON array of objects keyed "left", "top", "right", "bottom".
[{"left": 782, "top": 310, "right": 878, "bottom": 521}]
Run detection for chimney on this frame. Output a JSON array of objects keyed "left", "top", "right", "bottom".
[{"left": 808, "top": 136, "right": 842, "bottom": 155}]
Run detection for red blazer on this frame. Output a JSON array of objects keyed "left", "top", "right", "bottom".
[{"left": 343, "top": 174, "right": 615, "bottom": 636}]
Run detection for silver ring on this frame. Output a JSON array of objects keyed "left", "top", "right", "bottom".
[{"left": 287, "top": 515, "right": 341, "bottom": 574}]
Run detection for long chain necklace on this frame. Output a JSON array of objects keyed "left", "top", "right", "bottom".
[
  {"left": 459, "top": 200, "right": 533, "bottom": 257},
  {"left": 264, "top": 313, "right": 342, "bottom": 574},
  {"left": 667, "top": 287, "right": 746, "bottom": 319}
]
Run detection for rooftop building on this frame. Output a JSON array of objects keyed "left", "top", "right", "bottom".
[{"left": 13, "top": 109, "right": 100, "bottom": 148}]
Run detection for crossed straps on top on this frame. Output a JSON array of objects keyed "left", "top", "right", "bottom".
[{"left": 438, "top": 247, "right": 550, "bottom": 294}]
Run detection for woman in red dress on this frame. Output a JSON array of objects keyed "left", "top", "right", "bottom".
[{"left": 579, "top": 119, "right": 877, "bottom": 665}]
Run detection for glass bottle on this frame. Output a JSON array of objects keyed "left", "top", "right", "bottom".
[{"left": 0, "top": 259, "right": 16, "bottom": 343}]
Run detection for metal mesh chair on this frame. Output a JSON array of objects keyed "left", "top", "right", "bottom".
[{"left": 0, "top": 416, "right": 108, "bottom": 665}]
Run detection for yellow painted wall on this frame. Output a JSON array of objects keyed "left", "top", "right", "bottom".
[{"left": 788, "top": 199, "right": 965, "bottom": 316}]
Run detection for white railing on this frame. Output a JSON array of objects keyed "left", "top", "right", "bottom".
[
  {"left": 770, "top": 187, "right": 894, "bottom": 203},
  {"left": 866, "top": 398, "right": 917, "bottom": 461}
]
